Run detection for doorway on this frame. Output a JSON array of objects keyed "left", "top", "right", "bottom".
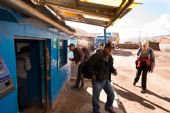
[{"left": 14, "top": 37, "right": 50, "bottom": 113}]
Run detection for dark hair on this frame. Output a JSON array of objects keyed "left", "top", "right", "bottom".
[
  {"left": 99, "top": 43, "right": 104, "bottom": 46},
  {"left": 68, "top": 43, "right": 75, "bottom": 47},
  {"left": 20, "top": 46, "right": 29, "bottom": 53},
  {"left": 105, "top": 42, "right": 114, "bottom": 48}
]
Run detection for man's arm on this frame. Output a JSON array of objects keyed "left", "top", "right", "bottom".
[
  {"left": 150, "top": 49, "right": 155, "bottom": 72},
  {"left": 25, "top": 56, "right": 31, "bottom": 71},
  {"left": 137, "top": 48, "right": 142, "bottom": 57},
  {"left": 77, "top": 48, "right": 85, "bottom": 64},
  {"left": 87, "top": 53, "right": 100, "bottom": 79},
  {"left": 109, "top": 56, "right": 117, "bottom": 75}
]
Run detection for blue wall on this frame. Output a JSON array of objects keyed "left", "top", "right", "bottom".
[
  {"left": 0, "top": 20, "right": 71, "bottom": 113},
  {"left": 0, "top": 32, "right": 18, "bottom": 113}
]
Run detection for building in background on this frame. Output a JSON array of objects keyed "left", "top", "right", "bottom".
[
  {"left": 159, "top": 36, "right": 170, "bottom": 52},
  {"left": 95, "top": 32, "right": 120, "bottom": 48}
]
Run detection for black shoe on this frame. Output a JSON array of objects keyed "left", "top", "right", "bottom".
[
  {"left": 105, "top": 106, "right": 116, "bottom": 113},
  {"left": 141, "top": 89, "right": 146, "bottom": 94},
  {"left": 70, "top": 85, "right": 79, "bottom": 89},
  {"left": 80, "top": 82, "right": 84, "bottom": 89},
  {"left": 93, "top": 112, "right": 100, "bottom": 113},
  {"left": 133, "top": 81, "right": 136, "bottom": 86}
]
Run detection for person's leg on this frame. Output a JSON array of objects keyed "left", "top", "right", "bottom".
[
  {"left": 73, "top": 64, "right": 82, "bottom": 88},
  {"left": 141, "top": 67, "right": 148, "bottom": 93},
  {"left": 80, "top": 74, "right": 84, "bottom": 89},
  {"left": 92, "top": 80, "right": 105, "bottom": 113},
  {"left": 18, "top": 77, "right": 27, "bottom": 111},
  {"left": 133, "top": 68, "right": 142, "bottom": 85},
  {"left": 103, "top": 80, "right": 115, "bottom": 113},
  {"left": 17, "top": 77, "right": 22, "bottom": 110},
  {"left": 79, "top": 62, "right": 85, "bottom": 88}
]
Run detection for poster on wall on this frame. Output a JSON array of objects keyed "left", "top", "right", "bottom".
[
  {"left": 0, "top": 57, "right": 10, "bottom": 78},
  {"left": 0, "top": 57, "right": 14, "bottom": 98}
]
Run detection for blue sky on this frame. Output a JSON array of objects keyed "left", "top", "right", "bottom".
[{"left": 66, "top": 0, "right": 170, "bottom": 42}]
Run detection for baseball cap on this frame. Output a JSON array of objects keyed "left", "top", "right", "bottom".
[
  {"left": 67, "top": 43, "right": 75, "bottom": 47},
  {"left": 105, "top": 42, "right": 114, "bottom": 48}
]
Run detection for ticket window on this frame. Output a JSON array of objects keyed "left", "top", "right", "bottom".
[{"left": 59, "top": 40, "right": 68, "bottom": 68}]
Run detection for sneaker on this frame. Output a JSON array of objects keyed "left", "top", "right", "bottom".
[
  {"left": 141, "top": 89, "right": 146, "bottom": 94},
  {"left": 133, "top": 81, "right": 136, "bottom": 86},
  {"left": 93, "top": 112, "right": 100, "bottom": 113},
  {"left": 105, "top": 106, "right": 116, "bottom": 113}
]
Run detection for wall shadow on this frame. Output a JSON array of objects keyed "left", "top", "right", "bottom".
[
  {"left": 135, "top": 86, "right": 170, "bottom": 103},
  {"left": 114, "top": 83, "right": 170, "bottom": 113}
]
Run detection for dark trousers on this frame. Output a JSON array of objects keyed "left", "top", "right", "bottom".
[
  {"left": 75, "top": 62, "right": 84, "bottom": 87},
  {"left": 92, "top": 80, "right": 115, "bottom": 113},
  {"left": 134, "top": 65, "right": 148, "bottom": 90},
  {"left": 17, "top": 77, "right": 28, "bottom": 111}
]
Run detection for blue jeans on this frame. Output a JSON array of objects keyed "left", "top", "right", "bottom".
[{"left": 92, "top": 80, "right": 115, "bottom": 113}]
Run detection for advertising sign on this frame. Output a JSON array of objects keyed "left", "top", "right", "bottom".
[{"left": 0, "top": 57, "right": 14, "bottom": 98}]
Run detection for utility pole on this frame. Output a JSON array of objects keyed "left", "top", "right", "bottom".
[
  {"left": 139, "top": 31, "right": 141, "bottom": 44},
  {"left": 104, "top": 28, "right": 107, "bottom": 44}
]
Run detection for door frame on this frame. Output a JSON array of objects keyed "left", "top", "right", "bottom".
[{"left": 14, "top": 36, "right": 50, "bottom": 111}]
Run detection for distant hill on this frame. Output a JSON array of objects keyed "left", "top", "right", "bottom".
[
  {"left": 73, "top": 27, "right": 100, "bottom": 37},
  {"left": 125, "top": 34, "right": 170, "bottom": 43}
]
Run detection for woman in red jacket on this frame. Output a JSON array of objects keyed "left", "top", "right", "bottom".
[{"left": 133, "top": 40, "right": 155, "bottom": 93}]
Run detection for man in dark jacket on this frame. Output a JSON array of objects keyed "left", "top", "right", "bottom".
[
  {"left": 88, "top": 42, "right": 117, "bottom": 113},
  {"left": 68, "top": 43, "right": 85, "bottom": 89},
  {"left": 94, "top": 43, "right": 104, "bottom": 54}
]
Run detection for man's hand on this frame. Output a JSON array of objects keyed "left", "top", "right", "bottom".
[
  {"left": 113, "top": 70, "right": 118, "bottom": 76},
  {"left": 77, "top": 61, "right": 81, "bottom": 65},
  {"left": 69, "top": 58, "right": 72, "bottom": 61}
]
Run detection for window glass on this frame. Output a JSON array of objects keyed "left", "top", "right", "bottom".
[{"left": 59, "top": 40, "right": 68, "bottom": 68}]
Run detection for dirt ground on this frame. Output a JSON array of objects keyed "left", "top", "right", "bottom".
[
  {"left": 112, "top": 49, "right": 170, "bottom": 113},
  {"left": 49, "top": 49, "right": 170, "bottom": 113},
  {"left": 24, "top": 49, "right": 170, "bottom": 113},
  {"left": 49, "top": 79, "right": 124, "bottom": 113}
]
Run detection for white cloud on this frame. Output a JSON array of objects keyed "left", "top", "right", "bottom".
[
  {"left": 141, "top": 14, "right": 170, "bottom": 37},
  {"left": 107, "top": 14, "right": 170, "bottom": 42},
  {"left": 66, "top": 14, "right": 170, "bottom": 43}
]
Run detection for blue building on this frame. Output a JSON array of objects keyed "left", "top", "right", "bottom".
[
  {"left": 95, "top": 32, "right": 113, "bottom": 48},
  {"left": 0, "top": 0, "right": 138, "bottom": 112},
  {"left": 0, "top": 6, "right": 75, "bottom": 113}
]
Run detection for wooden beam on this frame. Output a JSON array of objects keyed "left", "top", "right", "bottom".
[
  {"left": 42, "top": 1, "right": 114, "bottom": 18},
  {"left": 106, "top": 0, "right": 134, "bottom": 27},
  {"left": 0, "top": 0, "right": 75, "bottom": 35},
  {"left": 65, "top": 18, "right": 108, "bottom": 27},
  {"left": 72, "top": 0, "right": 78, "bottom": 7}
]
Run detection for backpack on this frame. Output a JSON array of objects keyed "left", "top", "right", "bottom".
[
  {"left": 81, "top": 60, "right": 92, "bottom": 79},
  {"left": 81, "top": 47, "right": 91, "bottom": 61}
]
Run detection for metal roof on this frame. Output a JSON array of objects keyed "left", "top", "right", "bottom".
[
  {"left": 0, "top": 0, "right": 141, "bottom": 35},
  {"left": 30, "top": 0, "right": 141, "bottom": 27}
]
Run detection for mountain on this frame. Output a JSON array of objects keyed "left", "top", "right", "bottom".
[{"left": 125, "top": 34, "right": 170, "bottom": 43}]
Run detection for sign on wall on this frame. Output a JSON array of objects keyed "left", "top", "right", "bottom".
[{"left": 0, "top": 57, "right": 15, "bottom": 98}]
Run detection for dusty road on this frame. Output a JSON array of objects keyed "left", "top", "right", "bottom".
[
  {"left": 50, "top": 49, "right": 170, "bottom": 113},
  {"left": 26, "top": 49, "right": 170, "bottom": 113},
  {"left": 112, "top": 49, "right": 170, "bottom": 113}
]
